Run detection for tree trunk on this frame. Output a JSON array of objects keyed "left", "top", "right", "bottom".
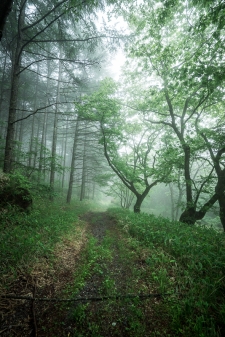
[
  {"left": 92, "top": 181, "right": 96, "bottom": 199},
  {"left": 0, "top": 53, "right": 7, "bottom": 144},
  {"left": 17, "top": 113, "right": 24, "bottom": 162},
  {"left": 169, "top": 183, "right": 175, "bottom": 221},
  {"left": 215, "top": 169, "right": 225, "bottom": 231},
  {"left": 38, "top": 111, "right": 47, "bottom": 183},
  {"left": 3, "top": 1, "right": 25, "bottom": 173},
  {"left": 33, "top": 120, "right": 40, "bottom": 170},
  {"left": 28, "top": 64, "right": 39, "bottom": 168},
  {"left": 4, "top": 53, "right": 21, "bottom": 172},
  {"left": 61, "top": 117, "right": 69, "bottom": 190},
  {"left": 179, "top": 208, "right": 197, "bottom": 225},
  {"left": 66, "top": 117, "right": 80, "bottom": 204},
  {"left": 134, "top": 194, "right": 145, "bottom": 213},
  {"left": 180, "top": 191, "right": 219, "bottom": 224},
  {"left": 179, "top": 143, "right": 197, "bottom": 223},
  {"left": 80, "top": 128, "right": 87, "bottom": 201},
  {"left": 175, "top": 176, "right": 184, "bottom": 221},
  {"left": 49, "top": 44, "right": 62, "bottom": 200},
  {"left": 38, "top": 56, "right": 51, "bottom": 183},
  {"left": 218, "top": 194, "right": 225, "bottom": 231}
]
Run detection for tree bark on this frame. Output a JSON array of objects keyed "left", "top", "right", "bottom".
[
  {"left": 61, "top": 117, "right": 69, "bottom": 190},
  {"left": 178, "top": 143, "right": 197, "bottom": 224},
  {"left": 0, "top": 53, "right": 7, "bottom": 143},
  {"left": 179, "top": 208, "right": 198, "bottom": 225},
  {"left": 133, "top": 182, "right": 157, "bottom": 213},
  {"left": 214, "top": 169, "right": 225, "bottom": 231},
  {"left": 180, "top": 190, "right": 219, "bottom": 224},
  {"left": 28, "top": 64, "right": 39, "bottom": 168},
  {"left": 134, "top": 194, "right": 145, "bottom": 213},
  {"left": 38, "top": 56, "right": 51, "bottom": 183},
  {"left": 66, "top": 118, "right": 80, "bottom": 204},
  {"left": 49, "top": 43, "right": 62, "bottom": 200},
  {"left": 3, "top": 1, "right": 26, "bottom": 173},
  {"left": 80, "top": 132, "right": 87, "bottom": 201},
  {"left": 198, "top": 133, "right": 225, "bottom": 230},
  {"left": 33, "top": 118, "right": 41, "bottom": 170},
  {"left": 218, "top": 194, "right": 225, "bottom": 231}
]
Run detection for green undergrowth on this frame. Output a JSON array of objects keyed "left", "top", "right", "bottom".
[
  {"left": 0, "top": 197, "right": 92, "bottom": 279},
  {"left": 64, "top": 234, "right": 114, "bottom": 298},
  {"left": 107, "top": 208, "right": 225, "bottom": 337},
  {"left": 58, "top": 219, "right": 171, "bottom": 337}
]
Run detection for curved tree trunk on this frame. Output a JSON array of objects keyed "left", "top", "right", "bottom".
[
  {"left": 179, "top": 192, "right": 219, "bottom": 225},
  {"left": 218, "top": 195, "right": 225, "bottom": 231},
  {"left": 179, "top": 207, "right": 196, "bottom": 225},
  {"left": 215, "top": 170, "right": 225, "bottom": 231},
  {"left": 133, "top": 191, "right": 149, "bottom": 213}
]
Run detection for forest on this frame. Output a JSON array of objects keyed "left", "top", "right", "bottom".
[{"left": 0, "top": 0, "right": 225, "bottom": 336}]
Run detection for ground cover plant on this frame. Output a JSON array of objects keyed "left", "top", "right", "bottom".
[
  {"left": 0, "top": 197, "right": 90, "bottom": 279},
  {"left": 0, "top": 192, "right": 93, "bottom": 335},
  {"left": 1, "top": 198, "right": 225, "bottom": 336},
  {"left": 108, "top": 208, "right": 225, "bottom": 336},
  {"left": 53, "top": 211, "right": 172, "bottom": 337}
]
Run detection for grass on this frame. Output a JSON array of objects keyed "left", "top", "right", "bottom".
[
  {"left": 0, "top": 196, "right": 91, "bottom": 280},
  {"left": 58, "top": 213, "right": 172, "bottom": 337},
  {"left": 108, "top": 207, "right": 225, "bottom": 337},
  {"left": 1, "top": 199, "right": 225, "bottom": 336}
]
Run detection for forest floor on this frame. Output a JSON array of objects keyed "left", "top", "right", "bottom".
[{"left": 0, "top": 211, "right": 171, "bottom": 337}]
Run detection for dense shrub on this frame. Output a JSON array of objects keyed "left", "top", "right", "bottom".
[{"left": 0, "top": 171, "right": 32, "bottom": 211}]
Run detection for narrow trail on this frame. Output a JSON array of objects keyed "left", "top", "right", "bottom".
[
  {"left": 63, "top": 211, "right": 168, "bottom": 337},
  {"left": 79, "top": 211, "right": 136, "bottom": 299},
  {"left": 1, "top": 211, "right": 169, "bottom": 337}
]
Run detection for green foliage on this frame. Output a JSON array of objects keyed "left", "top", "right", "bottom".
[
  {"left": 63, "top": 215, "right": 170, "bottom": 336},
  {"left": 77, "top": 77, "right": 120, "bottom": 122},
  {"left": 2, "top": 170, "right": 31, "bottom": 191},
  {"left": 191, "top": 0, "right": 225, "bottom": 34},
  {"left": 122, "top": 0, "right": 225, "bottom": 222},
  {"left": 108, "top": 207, "right": 225, "bottom": 336},
  {"left": 77, "top": 77, "right": 170, "bottom": 212},
  {"left": 0, "top": 170, "right": 32, "bottom": 211},
  {"left": 0, "top": 197, "right": 91, "bottom": 279}
]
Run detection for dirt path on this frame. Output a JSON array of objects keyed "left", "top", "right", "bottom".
[
  {"left": 1, "top": 211, "right": 169, "bottom": 337},
  {"left": 62, "top": 211, "right": 168, "bottom": 337},
  {"left": 78, "top": 211, "right": 136, "bottom": 299},
  {"left": 83, "top": 211, "right": 116, "bottom": 242}
]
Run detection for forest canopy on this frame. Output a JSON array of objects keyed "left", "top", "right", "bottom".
[{"left": 0, "top": 0, "right": 224, "bottom": 230}]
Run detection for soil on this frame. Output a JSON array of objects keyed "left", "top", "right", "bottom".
[
  {"left": 83, "top": 211, "right": 116, "bottom": 243},
  {"left": 0, "top": 211, "right": 169, "bottom": 337}
]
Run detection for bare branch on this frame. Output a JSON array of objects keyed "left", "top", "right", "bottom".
[
  {"left": 24, "top": 35, "right": 117, "bottom": 43},
  {"left": 144, "top": 117, "right": 172, "bottom": 128},
  {"left": 22, "top": 0, "right": 69, "bottom": 32},
  {"left": 13, "top": 101, "right": 80, "bottom": 124},
  {"left": 17, "top": 57, "right": 99, "bottom": 75},
  {"left": 193, "top": 167, "right": 215, "bottom": 206}
]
